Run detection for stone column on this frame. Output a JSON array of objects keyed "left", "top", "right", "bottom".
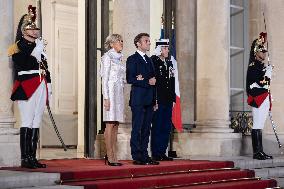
[
  {"left": 111, "top": 0, "right": 151, "bottom": 159},
  {"left": 0, "top": 0, "right": 20, "bottom": 167},
  {"left": 176, "top": 0, "right": 195, "bottom": 125},
  {"left": 175, "top": 0, "right": 241, "bottom": 157},
  {"left": 195, "top": 0, "right": 231, "bottom": 133}
]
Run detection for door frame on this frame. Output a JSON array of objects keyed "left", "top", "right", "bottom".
[{"left": 85, "top": 0, "right": 97, "bottom": 158}]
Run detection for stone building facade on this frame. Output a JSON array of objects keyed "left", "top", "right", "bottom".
[{"left": 1, "top": 0, "right": 284, "bottom": 166}]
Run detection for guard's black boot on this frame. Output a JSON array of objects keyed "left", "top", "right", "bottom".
[
  {"left": 252, "top": 129, "right": 266, "bottom": 160},
  {"left": 20, "top": 127, "right": 37, "bottom": 169},
  {"left": 258, "top": 129, "right": 273, "bottom": 159},
  {"left": 30, "top": 128, "right": 46, "bottom": 168}
]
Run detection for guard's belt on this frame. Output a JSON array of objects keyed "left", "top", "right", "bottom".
[{"left": 18, "top": 70, "right": 40, "bottom": 75}]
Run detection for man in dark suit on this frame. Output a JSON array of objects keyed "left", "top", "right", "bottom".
[{"left": 126, "top": 33, "right": 159, "bottom": 165}]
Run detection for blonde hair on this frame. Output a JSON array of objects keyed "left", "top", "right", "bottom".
[{"left": 104, "top": 34, "right": 123, "bottom": 51}]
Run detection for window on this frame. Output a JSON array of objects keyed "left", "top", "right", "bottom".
[{"left": 230, "top": 0, "right": 249, "bottom": 113}]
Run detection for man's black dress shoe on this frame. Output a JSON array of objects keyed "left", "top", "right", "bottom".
[
  {"left": 133, "top": 158, "right": 159, "bottom": 165},
  {"left": 146, "top": 158, "right": 159, "bottom": 165},
  {"left": 161, "top": 154, "right": 173, "bottom": 161},
  {"left": 153, "top": 154, "right": 173, "bottom": 161},
  {"left": 133, "top": 160, "right": 147, "bottom": 165}
]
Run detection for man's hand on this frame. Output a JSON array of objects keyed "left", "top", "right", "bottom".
[
  {"left": 153, "top": 103, "right": 158, "bottom": 111},
  {"left": 149, "top": 77, "right": 156, "bottom": 85},
  {"left": 154, "top": 100, "right": 158, "bottom": 111},
  {"left": 104, "top": 99, "right": 110, "bottom": 111},
  {"left": 136, "top": 74, "right": 144, "bottom": 80}
]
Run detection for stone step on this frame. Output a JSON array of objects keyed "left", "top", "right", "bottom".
[
  {"left": 0, "top": 170, "right": 60, "bottom": 189},
  {"left": 253, "top": 167, "right": 284, "bottom": 178},
  {"left": 230, "top": 157, "right": 284, "bottom": 187},
  {"left": 189, "top": 155, "right": 284, "bottom": 187},
  {"left": 233, "top": 158, "right": 284, "bottom": 169},
  {"left": 271, "top": 177, "right": 284, "bottom": 188},
  {"left": 189, "top": 155, "right": 284, "bottom": 169}
]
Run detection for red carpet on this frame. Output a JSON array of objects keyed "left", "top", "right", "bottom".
[{"left": 2, "top": 159, "right": 277, "bottom": 189}]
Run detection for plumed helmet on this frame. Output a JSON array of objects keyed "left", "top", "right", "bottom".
[
  {"left": 21, "top": 5, "right": 40, "bottom": 32},
  {"left": 248, "top": 32, "right": 268, "bottom": 63},
  {"left": 253, "top": 32, "right": 268, "bottom": 54}
]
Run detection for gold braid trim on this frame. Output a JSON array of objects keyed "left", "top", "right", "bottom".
[
  {"left": 7, "top": 41, "right": 20, "bottom": 57},
  {"left": 260, "top": 77, "right": 269, "bottom": 85}
]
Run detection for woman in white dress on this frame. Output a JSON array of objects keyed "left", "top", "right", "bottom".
[{"left": 101, "top": 34, "right": 125, "bottom": 166}]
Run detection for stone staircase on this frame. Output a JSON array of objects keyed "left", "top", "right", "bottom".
[
  {"left": 233, "top": 156, "right": 284, "bottom": 187},
  {"left": 190, "top": 155, "right": 284, "bottom": 188},
  {"left": 0, "top": 170, "right": 83, "bottom": 189}
]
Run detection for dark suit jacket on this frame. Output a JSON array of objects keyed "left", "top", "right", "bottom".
[{"left": 126, "top": 52, "right": 155, "bottom": 106}]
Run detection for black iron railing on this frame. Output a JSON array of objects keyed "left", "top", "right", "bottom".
[{"left": 230, "top": 111, "right": 253, "bottom": 135}]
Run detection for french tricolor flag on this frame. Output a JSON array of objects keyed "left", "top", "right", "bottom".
[
  {"left": 169, "top": 26, "right": 183, "bottom": 132},
  {"left": 171, "top": 56, "right": 183, "bottom": 132}
]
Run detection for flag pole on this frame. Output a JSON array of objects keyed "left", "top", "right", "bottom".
[{"left": 168, "top": 11, "right": 178, "bottom": 158}]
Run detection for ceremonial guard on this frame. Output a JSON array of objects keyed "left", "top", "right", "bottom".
[
  {"left": 246, "top": 32, "right": 273, "bottom": 160},
  {"left": 8, "top": 5, "right": 51, "bottom": 168},
  {"left": 151, "top": 39, "right": 175, "bottom": 161}
]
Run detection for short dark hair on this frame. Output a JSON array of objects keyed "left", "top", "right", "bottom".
[{"left": 134, "top": 33, "right": 150, "bottom": 48}]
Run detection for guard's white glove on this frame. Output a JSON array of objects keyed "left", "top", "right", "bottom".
[
  {"left": 263, "top": 85, "right": 269, "bottom": 90},
  {"left": 47, "top": 83, "right": 52, "bottom": 101},
  {"left": 265, "top": 64, "right": 273, "bottom": 79},
  {"left": 31, "top": 38, "right": 44, "bottom": 62},
  {"left": 250, "top": 82, "right": 261, "bottom": 89}
]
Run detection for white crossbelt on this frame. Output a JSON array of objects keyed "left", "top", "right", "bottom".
[
  {"left": 18, "top": 70, "right": 40, "bottom": 76},
  {"left": 250, "top": 82, "right": 269, "bottom": 90}
]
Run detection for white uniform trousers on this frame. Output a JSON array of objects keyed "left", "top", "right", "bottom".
[
  {"left": 252, "top": 96, "right": 270, "bottom": 129},
  {"left": 18, "top": 80, "right": 47, "bottom": 128}
]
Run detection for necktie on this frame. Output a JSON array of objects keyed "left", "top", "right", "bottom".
[{"left": 144, "top": 54, "right": 148, "bottom": 63}]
